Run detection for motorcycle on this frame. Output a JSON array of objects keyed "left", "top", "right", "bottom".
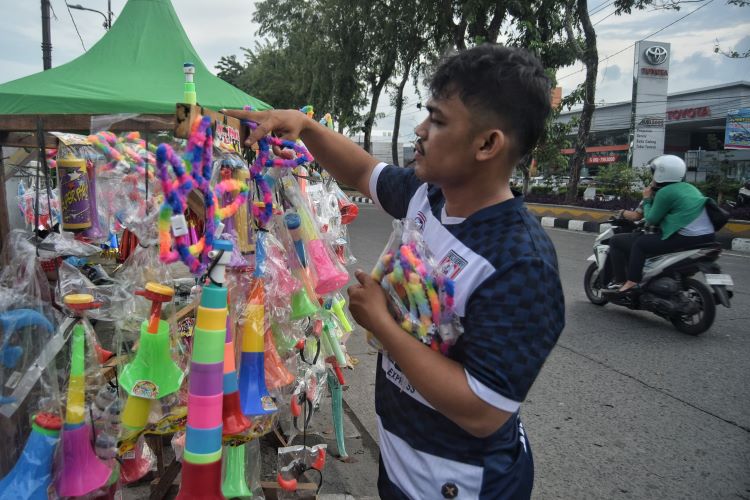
[
  {"left": 583, "top": 216, "right": 733, "bottom": 335},
  {"left": 726, "top": 181, "right": 750, "bottom": 208}
]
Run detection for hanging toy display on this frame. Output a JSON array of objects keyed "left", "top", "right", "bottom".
[
  {"left": 156, "top": 115, "right": 216, "bottom": 275},
  {"left": 242, "top": 105, "right": 314, "bottom": 227}
]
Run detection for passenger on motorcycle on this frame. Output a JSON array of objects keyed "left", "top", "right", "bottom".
[{"left": 605, "top": 155, "right": 715, "bottom": 294}]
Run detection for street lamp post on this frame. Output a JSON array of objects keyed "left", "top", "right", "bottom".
[{"left": 66, "top": 2, "right": 111, "bottom": 30}]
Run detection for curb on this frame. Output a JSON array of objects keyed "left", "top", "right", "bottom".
[
  {"left": 350, "top": 195, "right": 373, "bottom": 204},
  {"left": 538, "top": 215, "right": 749, "bottom": 253}
]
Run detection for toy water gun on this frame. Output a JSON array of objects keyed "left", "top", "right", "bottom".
[
  {"left": 176, "top": 239, "right": 233, "bottom": 500},
  {"left": 120, "top": 283, "right": 184, "bottom": 436}
]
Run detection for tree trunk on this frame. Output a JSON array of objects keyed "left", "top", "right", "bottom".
[
  {"left": 391, "top": 61, "right": 412, "bottom": 165},
  {"left": 565, "top": 0, "right": 598, "bottom": 204},
  {"left": 362, "top": 59, "right": 395, "bottom": 154},
  {"left": 518, "top": 156, "right": 532, "bottom": 195}
]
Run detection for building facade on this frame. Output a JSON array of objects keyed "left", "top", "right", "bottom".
[{"left": 556, "top": 81, "right": 750, "bottom": 181}]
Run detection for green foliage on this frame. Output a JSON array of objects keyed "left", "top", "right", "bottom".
[
  {"left": 596, "top": 162, "right": 640, "bottom": 198},
  {"left": 694, "top": 177, "right": 743, "bottom": 201}
]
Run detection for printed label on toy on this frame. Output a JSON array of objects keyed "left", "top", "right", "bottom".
[
  {"left": 131, "top": 380, "right": 159, "bottom": 399},
  {"left": 5, "top": 371, "right": 22, "bottom": 389},
  {"left": 261, "top": 395, "right": 277, "bottom": 412},
  {"left": 50, "top": 131, "right": 90, "bottom": 146},
  {"left": 122, "top": 450, "right": 136, "bottom": 460},
  {"left": 214, "top": 121, "right": 242, "bottom": 154},
  {"left": 170, "top": 214, "right": 189, "bottom": 237},
  {"left": 59, "top": 163, "right": 92, "bottom": 230}
]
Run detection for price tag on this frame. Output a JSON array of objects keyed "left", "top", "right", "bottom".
[{"left": 170, "top": 214, "right": 189, "bottom": 237}]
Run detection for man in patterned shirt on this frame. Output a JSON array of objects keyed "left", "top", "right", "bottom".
[{"left": 225, "top": 43, "right": 565, "bottom": 499}]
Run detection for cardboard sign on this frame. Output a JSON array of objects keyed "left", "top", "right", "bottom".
[{"left": 174, "top": 103, "right": 245, "bottom": 153}]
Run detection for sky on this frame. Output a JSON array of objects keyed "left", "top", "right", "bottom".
[{"left": 1, "top": 0, "right": 748, "bottom": 144}]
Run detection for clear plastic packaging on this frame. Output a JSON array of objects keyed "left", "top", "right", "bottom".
[
  {"left": 276, "top": 443, "right": 327, "bottom": 499},
  {"left": 370, "top": 219, "right": 462, "bottom": 353}
]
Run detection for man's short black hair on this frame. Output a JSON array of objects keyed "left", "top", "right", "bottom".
[{"left": 429, "top": 44, "right": 552, "bottom": 158}]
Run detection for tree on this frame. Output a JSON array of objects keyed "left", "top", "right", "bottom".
[{"left": 562, "top": 0, "right": 598, "bottom": 203}]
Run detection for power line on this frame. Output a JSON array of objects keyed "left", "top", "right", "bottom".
[
  {"left": 557, "top": 0, "right": 716, "bottom": 82},
  {"left": 65, "top": 1, "right": 86, "bottom": 52}
]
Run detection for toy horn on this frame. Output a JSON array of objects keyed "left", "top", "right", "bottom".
[
  {"left": 238, "top": 280, "right": 277, "bottom": 417},
  {"left": 0, "top": 413, "right": 62, "bottom": 499},
  {"left": 176, "top": 239, "right": 233, "bottom": 500},
  {"left": 221, "top": 443, "right": 252, "bottom": 499},
  {"left": 222, "top": 316, "right": 251, "bottom": 436},
  {"left": 120, "top": 283, "right": 184, "bottom": 435},
  {"left": 55, "top": 296, "right": 113, "bottom": 498},
  {"left": 264, "top": 329, "right": 295, "bottom": 391}
]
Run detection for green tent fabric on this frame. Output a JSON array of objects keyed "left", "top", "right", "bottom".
[{"left": 0, "top": 0, "right": 270, "bottom": 115}]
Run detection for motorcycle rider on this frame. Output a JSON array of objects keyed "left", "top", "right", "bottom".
[{"left": 605, "top": 155, "right": 716, "bottom": 295}]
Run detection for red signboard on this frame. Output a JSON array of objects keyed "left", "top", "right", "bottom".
[
  {"left": 667, "top": 106, "right": 711, "bottom": 121},
  {"left": 586, "top": 155, "right": 617, "bottom": 164}
]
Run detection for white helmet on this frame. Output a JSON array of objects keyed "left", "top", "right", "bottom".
[{"left": 648, "top": 155, "right": 686, "bottom": 184}]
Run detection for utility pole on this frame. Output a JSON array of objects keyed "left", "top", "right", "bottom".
[
  {"left": 107, "top": 0, "right": 112, "bottom": 30},
  {"left": 41, "top": 0, "right": 52, "bottom": 70}
]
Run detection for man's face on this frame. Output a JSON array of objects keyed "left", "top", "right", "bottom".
[{"left": 413, "top": 93, "right": 478, "bottom": 186}]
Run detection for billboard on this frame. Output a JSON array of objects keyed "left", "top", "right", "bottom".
[
  {"left": 630, "top": 41, "right": 670, "bottom": 168},
  {"left": 725, "top": 108, "right": 750, "bottom": 149}
]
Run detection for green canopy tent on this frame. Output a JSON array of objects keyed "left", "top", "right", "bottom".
[{"left": 0, "top": 0, "right": 269, "bottom": 117}]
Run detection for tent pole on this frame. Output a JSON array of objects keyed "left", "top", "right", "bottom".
[
  {"left": 0, "top": 145, "right": 10, "bottom": 261},
  {"left": 41, "top": 0, "right": 52, "bottom": 70}
]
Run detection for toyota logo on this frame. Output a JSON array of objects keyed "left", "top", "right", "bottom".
[{"left": 644, "top": 46, "right": 668, "bottom": 66}]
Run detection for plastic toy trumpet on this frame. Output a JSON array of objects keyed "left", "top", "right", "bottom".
[
  {"left": 176, "top": 239, "right": 233, "bottom": 500},
  {"left": 120, "top": 283, "right": 184, "bottom": 435},
  {"left": 55, "top": 294, "right": 114, "bottom": 498},
  {"left": 0, "top": 413, "right": 62, "bottom": 499}
]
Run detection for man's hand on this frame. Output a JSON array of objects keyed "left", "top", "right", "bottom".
[
  {"left": 222, "top": 108, "right": 378, "bottom": 198},
  {"left": 221, "top": 108, "right": 311, "bottom": 146},
  {"left": 347, "top": 270, "right": 390, "bottom": 333}
]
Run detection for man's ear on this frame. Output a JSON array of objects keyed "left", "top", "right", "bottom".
[{"left": 475, "top": 129, "right": 506, "bottom": 162}]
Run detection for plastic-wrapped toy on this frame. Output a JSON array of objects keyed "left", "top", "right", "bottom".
[
  {"left": 0, "top": 412, "right": 62, "bottom": 499},
  {"left": 54, "top": 294, "right": 116, "bottom": 498},
  {"left": 242, "top": 105, "right": 314, "bottom": 226},
  {"left": 276, "top": 444, "right": 327, "bottom": 499},
  {"left": 156, "top": 116, "right": 216, "bottom": 275},
  {"left": 119, "top": 283, "right": 184, "bottom": 438},
  {"left": 237, "top": 232, "right": 277, "bottom": 418},
  {"left": 370, "top": 219, "right": 461, "bottom": 353},
  {"left": 176, "top": 239, "right": 232, "bottom": 500},
  {"left": 280, "top": 174, "right": 349, "bottom": 296}
]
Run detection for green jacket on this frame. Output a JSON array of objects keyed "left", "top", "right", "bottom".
[{"left": 642, "top": 182, "right": 708, "bottom": 239}]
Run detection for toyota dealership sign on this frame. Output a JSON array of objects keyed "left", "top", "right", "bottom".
[{"left": 630, "top": 41, "right": 671, "bottom": 168}]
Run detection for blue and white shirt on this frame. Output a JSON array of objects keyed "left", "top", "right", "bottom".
[{"left": 370, "top": 163, "right": 565, "bottom": 500}]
